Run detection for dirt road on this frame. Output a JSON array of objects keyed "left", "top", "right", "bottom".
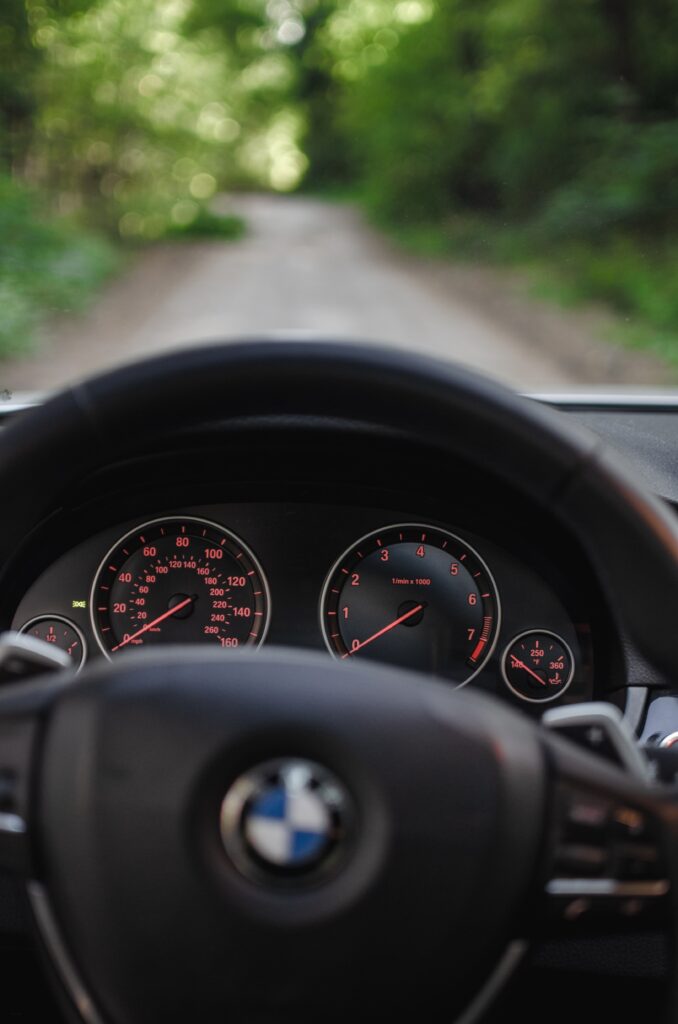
[{"left": 0, "top": 194, "right": 670, "bottom": 395}]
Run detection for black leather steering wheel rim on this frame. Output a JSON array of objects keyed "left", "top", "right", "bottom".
[{"left": 0, "top": 339, "right": 677, "bottom": 675}]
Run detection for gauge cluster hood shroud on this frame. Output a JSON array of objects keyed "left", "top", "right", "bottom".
[{"left": 0, "top": 340, "right": 676, "bottom": 676}]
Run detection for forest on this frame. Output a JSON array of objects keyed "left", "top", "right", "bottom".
[{"left": 1, "top": 0, "right": 677, "bottom": 365}]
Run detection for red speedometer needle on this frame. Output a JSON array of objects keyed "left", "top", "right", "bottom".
[
  {"left": 342, "top": 603, "right": 425, "bottom": 659},
  {"left": 111, "top": 596, "right": 195, "bottom": 653},
  {"left": 510, "top": 655, "right": 546, "bottom": 686}
]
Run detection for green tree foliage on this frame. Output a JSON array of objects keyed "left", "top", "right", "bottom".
[
  {"left": 327, "top": 0, "right": 678, "bottom": 234},
  {"left": 0, "top": 173, "right": 120, "bottom": 357},
  {"left": 1, "top": 0, "right": 677, "bottom": 361},
  {"left": 306, "top": 0, "right": 678, "bottom": 355},
  {"left": 0, "top": 0, "right": 39, "bottom": 169},
  {"left": 23, "top": 0, "right": 250, "bottom": 237},
  {"left": 3, "top": 0, "right": 677, "bottom": 242},
  {"left": 2, "top": 0, "right": 313, "bottom": 239}
]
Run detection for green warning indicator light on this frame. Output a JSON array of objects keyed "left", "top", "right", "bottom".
[{"left": 72, "top": 600, "right": 87, "bottom": 609}]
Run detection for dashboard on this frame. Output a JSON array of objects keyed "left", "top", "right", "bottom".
[
  {"left": 8, "top": 492, "right": 606, "bottom": 718},
  {"left": 3, "top": 392, "right": 675, "bottom": 725}
]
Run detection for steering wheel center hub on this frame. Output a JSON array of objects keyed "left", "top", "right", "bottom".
[
  {"left": 220, "top": 758, "right": 352, "bottom": 879},
  {"left": 33, "top": 648, "right": 545, "bottom": 1023}
]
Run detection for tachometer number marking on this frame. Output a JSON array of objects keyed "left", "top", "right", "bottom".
[{"left": 321, "top": 524, "right": 500, "bottom": 686}]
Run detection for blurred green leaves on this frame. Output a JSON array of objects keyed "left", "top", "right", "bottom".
[
  {"left": 3, "top": 0, "right": 677, "bottom": 247},
  {"left": 0, "top": 173, "right": 120, "bottom": 357},
  {"left": 1, "top": 0, "right": 678, "bottom": 365},
  {"left": 320, "top": 0, "right": 678, "bottom": 362},
  {"left": 25, "top": 0, "right": 247, "bottom": 238},
  {"left": 2, "top": 0, "right": 311, "bottom": 240}
]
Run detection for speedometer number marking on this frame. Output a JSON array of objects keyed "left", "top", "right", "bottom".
[{"left": 92, "top": 517, "right": 270, "bottom": 659}]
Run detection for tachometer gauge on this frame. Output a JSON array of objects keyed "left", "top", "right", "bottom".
[
  {"left": 92, "top": 517, "right": 270, "bottom": 658},
  {"left": 320, "top": 524, "right": 500, "bottom": 684}
]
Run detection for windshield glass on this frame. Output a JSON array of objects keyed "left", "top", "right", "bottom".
[{"left": 1, "top": 0, "right": 677, "bottom": 398}]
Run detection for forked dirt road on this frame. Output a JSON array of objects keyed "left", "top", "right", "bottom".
[{"left": 0, "top": 194, "right": 670, "bottom": 395}]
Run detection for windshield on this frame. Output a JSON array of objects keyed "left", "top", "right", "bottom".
[{"left": 1, "top": 0, "right": 677, "bottom": 398}]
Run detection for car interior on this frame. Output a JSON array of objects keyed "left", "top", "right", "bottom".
[
  {"left": 3, "top": 0, "right": 678, "bottom": 1018},
  {"left": 1, "top": 340, "right": 678, "bottom": 1022}
]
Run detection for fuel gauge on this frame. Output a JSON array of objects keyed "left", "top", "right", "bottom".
[
  {"left": 20, "top": 616, "right": 87, "bottom": 672},
  {"left": 502, "top": 630, "right": 573, "bottom": 704}
]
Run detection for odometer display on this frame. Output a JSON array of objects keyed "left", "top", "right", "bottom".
[
  {"left": 321, "top": 524, "right": 500, "bottom": 684},
  {"left": 92, "top": 517, "right": 269, "bottom": 658}
]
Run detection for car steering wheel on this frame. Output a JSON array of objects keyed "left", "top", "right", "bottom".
[{"left": 0, "top": 341, "right": 677, "bottom": 1024}]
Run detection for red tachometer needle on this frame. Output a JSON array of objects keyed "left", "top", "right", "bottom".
[
  {"left": 510, "top": 655, "right": 546, "bottom": 686},
  {"left": 111, "top": 596, "right": 195, "bottom": 653},
  {"left": 342, "top": 603, "right": 425, "bottom": 659}
]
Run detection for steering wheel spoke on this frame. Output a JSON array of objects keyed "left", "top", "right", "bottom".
[{"left": 0, "top": 633, "right": 72, "bottom": 873}]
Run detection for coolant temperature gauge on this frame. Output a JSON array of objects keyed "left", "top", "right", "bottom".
[
  {"left": 502, "top": 630, "right": 573, "bottom": 704},
  {"left": 19, "top": 616, "right": 87, "bottom": 671}
]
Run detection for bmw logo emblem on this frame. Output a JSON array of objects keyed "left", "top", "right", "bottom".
[{"left": 220, "top": 759, "right": 352, "bottom": 881}]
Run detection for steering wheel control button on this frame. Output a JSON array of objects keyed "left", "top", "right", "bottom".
[
  {"left": 547, "top": 783, "right": 670, "bottom": 929},
  {"left": 220, "top": 759, "right": 352, "bottom": 882}
]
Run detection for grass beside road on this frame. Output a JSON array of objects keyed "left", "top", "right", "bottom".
[
  {"left": 383, "top": 212, "right": 678, "bottom": 374},
  {"left": 0, "top": 176, "right": 246, "bottom": 361},
  {"left": 0, "top": 176, "right": 122, "bottom": 359},
  {"left": 163, "top": 205, "right": 246, "bottom": 242}
]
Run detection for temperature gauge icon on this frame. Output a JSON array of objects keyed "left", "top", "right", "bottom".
[{"left": 502, "top": 630, "right": 574, "bottom": 704}]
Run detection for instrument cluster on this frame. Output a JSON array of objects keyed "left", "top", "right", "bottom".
[{"left": 11, "top": 503, "right": 596, "bottom": 711}]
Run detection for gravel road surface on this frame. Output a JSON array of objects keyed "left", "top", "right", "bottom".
[{"left": 0, "top": 194, "right": 670, "bottom": 395}]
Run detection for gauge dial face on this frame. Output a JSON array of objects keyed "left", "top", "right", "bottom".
[
  {"left": 92, "top": 517, "right": 270, "bottom": 658},
  {"left": 20, "top": 616, "right": 86, "bottom": 670},
  {"left": 321, "top": 524, "right": 500, "bottom": 684},
  {"left": 502, "top": 631, "right": 574, "bottom": 703}
]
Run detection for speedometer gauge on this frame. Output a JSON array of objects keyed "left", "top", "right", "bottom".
[
  {"left": 320, "top": 524, "right": 500, "bottom": 685},
  {"left": 92, "top": 517, "right": 270, "bottom": 658}
]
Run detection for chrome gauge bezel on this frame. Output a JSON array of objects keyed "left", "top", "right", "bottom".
[
  {"left": 501, "top": 629, "right": 575, "bottom": 704},
  {"left": 90, "top": 515, "right": 272, "bottom": 661},
  {"left": 319, "top": 522, "right": 501, "bottom": 687},
  {"left": 19, "top": 614, "right": 88, "bottom": 673}
]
